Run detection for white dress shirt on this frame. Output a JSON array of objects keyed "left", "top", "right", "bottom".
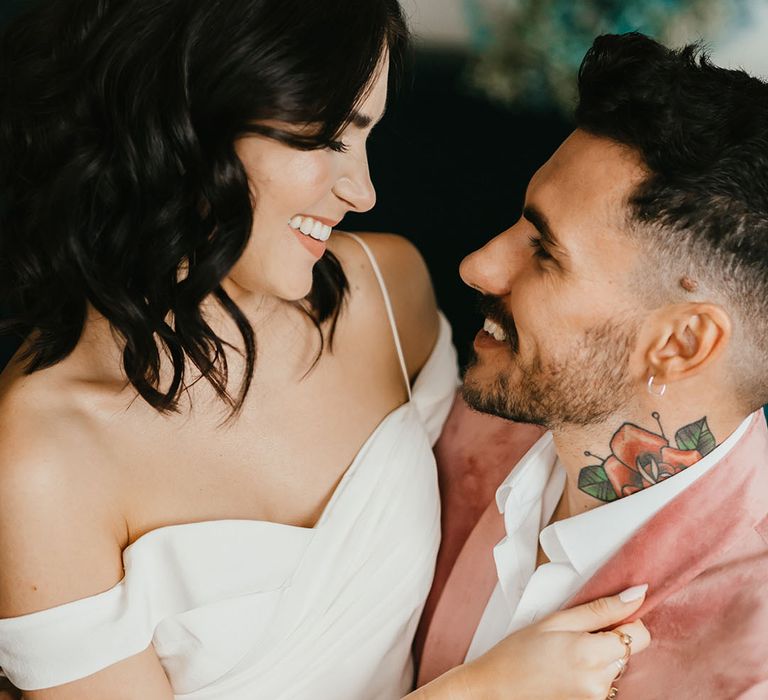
[{"left": 465, "top": 413, "right": 754, "bottom": 662}]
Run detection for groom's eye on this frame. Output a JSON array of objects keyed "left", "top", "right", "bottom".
[{"left": 528, "top": 235, "right": 551, "bottom": 260}]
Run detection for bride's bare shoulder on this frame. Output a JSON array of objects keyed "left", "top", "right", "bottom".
[
  {"left": 329, "top": 232, "right": 440, "bottom": 381},
  {"left": 0, "top": 361, "right": 126, "bottom": 618}
]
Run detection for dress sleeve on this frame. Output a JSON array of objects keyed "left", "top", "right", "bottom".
[
  {"left": 0, "top": 518, "right": 311, "bottom": 692},
  {"left": 0, "top": 578, "right": 153, "bottom": 690},
  {"left": 411, "top": 312, "right": 461, "bottom": 446}
]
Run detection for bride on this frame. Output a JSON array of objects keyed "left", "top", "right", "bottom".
[{"left": 0, "top": 0, "right": 647, "bottom": 697}]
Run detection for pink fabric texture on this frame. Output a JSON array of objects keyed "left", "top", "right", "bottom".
[
  {"left": 566, "top": 410, "right": 768, "bottom": 699},
  {"left": 414, "top": 395, "right": 544, "bottom": 684},
  {"left": 417, "top": 402, "right": 768, "bottom": 699},
  {"left": 415, "top": 499, "right": 504, "bottom": 686}
]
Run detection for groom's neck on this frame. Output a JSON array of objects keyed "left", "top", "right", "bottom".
[{"left": 550, "top": 402, "right": 746, "bottom": 517}]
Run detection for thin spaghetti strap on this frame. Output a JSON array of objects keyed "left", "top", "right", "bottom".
[{"left": 343, "top": 233, "right": 412, "bottom": 400}]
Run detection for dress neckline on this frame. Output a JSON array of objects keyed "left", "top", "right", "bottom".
[
  {"left": 123, "top": 401, "right": 413, "bottom": 556},
  {"left": 122, "top": 309, "right": 450, "bottom": 557}
]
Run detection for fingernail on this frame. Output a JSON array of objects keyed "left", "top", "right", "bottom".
[{"left": 619, "top": 584, "right": 648, "bottom": 603}]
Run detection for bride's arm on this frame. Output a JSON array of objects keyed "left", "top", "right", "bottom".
[
  {"left": 406, "top": 589, "right": 650, "bottom": 700},
  {"left": 331, "top": 232, "right": 440, "bottom": 383},
  {"left": 1, "top": 677, "right": 21, "bottom": 700},
  {"left": 0, "top": 439, "right": 174, "bottom": 699}
]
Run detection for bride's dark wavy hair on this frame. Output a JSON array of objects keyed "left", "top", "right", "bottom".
[{"left": 0, "top": 0, "right": 409, "bottom": 413}]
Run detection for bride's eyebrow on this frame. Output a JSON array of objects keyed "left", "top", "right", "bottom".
[{"left": 348, "top": 110, "right": 383, "bottom": 129}]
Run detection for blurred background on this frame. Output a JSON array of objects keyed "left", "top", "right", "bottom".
[{"left": 1, "top": 0, "right": 767, "bottom": 370}]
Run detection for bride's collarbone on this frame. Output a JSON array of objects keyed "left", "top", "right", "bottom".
[
  {"left": 116, "top": 366, "right": 405, "bottom": 537},
  {"left": 91, "top": 295, "right": 407, "bottom": 535}
]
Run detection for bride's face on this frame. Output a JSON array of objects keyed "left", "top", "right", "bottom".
[{"left": 225, "top": 54, "right": 390, "bottom": 303}]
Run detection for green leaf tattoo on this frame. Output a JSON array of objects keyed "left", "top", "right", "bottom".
[
  {"left": 577, "top": 464, "right": 618, "bottom": 502},
  {"left": 675, "top": 417, "right": 717, "bottom": 456}
]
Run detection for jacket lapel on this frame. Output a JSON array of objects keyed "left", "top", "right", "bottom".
[
  {"left": 415, "top": 397, "right": 544, "bottom": 687},
  {"left": 415, "top": 498, "right": 504, "bottom": 686}
]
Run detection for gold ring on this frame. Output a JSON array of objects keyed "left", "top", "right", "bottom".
[
  {"left": 612, "top": 657, "right": 627, "bottom": 681},
  {"left": 610, "top": 629, "right": 632, "bottom": 663}
]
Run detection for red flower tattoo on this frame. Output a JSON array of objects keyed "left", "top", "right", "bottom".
[{"left": 578, "top": 413, "right": 718, "bottom": 502}]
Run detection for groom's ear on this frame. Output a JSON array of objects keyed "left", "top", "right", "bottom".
[{"left": 642, "top": 302, "right": 732, "bottom": 384}]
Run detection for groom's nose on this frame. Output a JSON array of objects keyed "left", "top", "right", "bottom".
[{"left": 459, "top": 232, "right": 512, "bottom": 297}]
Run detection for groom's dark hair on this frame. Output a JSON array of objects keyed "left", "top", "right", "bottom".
[{"left": 575, "top": 32, "right": 768, "bottom": 412}]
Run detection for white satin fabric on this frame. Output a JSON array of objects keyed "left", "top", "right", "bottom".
[{"left": 0, "top": 238, "right": 459, "bottom": 699}]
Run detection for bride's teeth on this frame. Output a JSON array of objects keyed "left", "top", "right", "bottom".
[{"left": 290, "top": 215, "right": 333, "bottom": 242}]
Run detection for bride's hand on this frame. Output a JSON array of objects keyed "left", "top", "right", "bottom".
[
  {"left": 411, "top": 585, "right": 650, "bottom": 700},
  {"left": 464, "top": 586, "right": 650, "bottom": 700}
]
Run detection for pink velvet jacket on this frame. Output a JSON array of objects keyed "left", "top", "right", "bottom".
[{"left": 415, "top": 396, "right": 768, "bottom": 699}]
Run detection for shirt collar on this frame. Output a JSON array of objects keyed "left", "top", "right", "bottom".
[
  {"left": 492, "top": 430, "right": 562, "bottom": 608},
  {"left": 540, "top": 411, "right": 757, "bottom": 579},
  {"left": 495, "top": 431, "right": 557, "bottom": 517}
]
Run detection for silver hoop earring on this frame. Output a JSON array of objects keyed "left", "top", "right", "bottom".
[{"left": 647, "top": 375, "right": 667, "bottom": 397}]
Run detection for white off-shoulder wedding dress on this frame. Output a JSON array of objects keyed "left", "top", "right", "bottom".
[{"left": 0, "top": 233, "right": 459, "bottom": 699}]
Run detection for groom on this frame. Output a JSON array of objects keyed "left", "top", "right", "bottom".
[{"left": 416, "top": 33, "right": 768, "bottom": 698}]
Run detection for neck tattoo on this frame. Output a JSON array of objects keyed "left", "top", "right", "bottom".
[{"left": 578, "top": 413, "right": 718, "bottom": 503}]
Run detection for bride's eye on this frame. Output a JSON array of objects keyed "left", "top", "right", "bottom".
[{"left": 327, "top": 140, "right": 349, "bottom": 153}]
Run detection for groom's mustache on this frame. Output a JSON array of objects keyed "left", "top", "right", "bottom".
[{"left": 477, "top": 294, "right": 520, "bottom": 353}]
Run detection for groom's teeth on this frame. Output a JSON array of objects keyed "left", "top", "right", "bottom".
[
  {"left": 483, "top": 318, "right": 507, "bottom": 342},
  {"left": 289, "top": 215, "right": 332, "bottom": 242}
]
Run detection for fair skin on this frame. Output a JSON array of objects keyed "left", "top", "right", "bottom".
[
  {"left": 460, "top": 128, "right": 742, "bottom": 524},
  {"left": 0, "top": 54, "right": 433, "bottom": 699},
  {"left": 0, "top": 61, "right": 648, "bottom": 698}
]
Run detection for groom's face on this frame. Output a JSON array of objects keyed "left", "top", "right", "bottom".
[{"left": 460, "top": 130, "right": 649, "bottom": 429}]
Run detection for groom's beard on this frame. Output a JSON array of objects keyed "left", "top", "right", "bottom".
[{"left": 462, "top": 305, "right": 639, "bottom": 430}]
